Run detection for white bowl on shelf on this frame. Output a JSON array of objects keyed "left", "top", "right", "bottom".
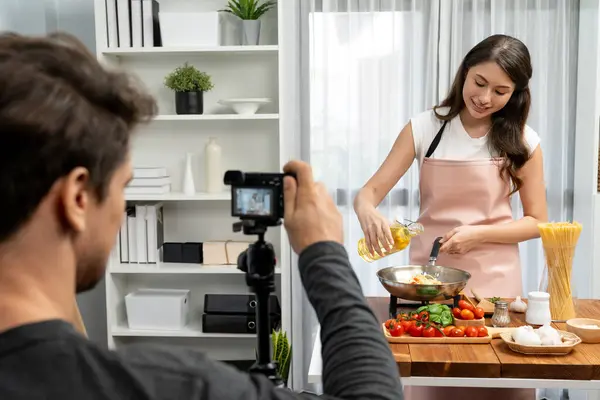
[{"left": 218, "top": 98, "right": 272, "bottom": 115}]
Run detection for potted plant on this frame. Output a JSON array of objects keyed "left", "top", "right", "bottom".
[
  {"left": 271, "top": 329, "right": 291, "bottom": 386},
  {"left": 164, "top": 63, "right": 214, "bottom": 115},
  {"left": 220, "top": 0, "right": 277, "bottom": 45}
]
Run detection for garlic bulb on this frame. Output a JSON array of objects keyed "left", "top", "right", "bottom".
[
  {"left": 512, "top": 326, "right": 542, "bottom": 346},
  {"left": 537, "top": 324, "right": 562, "bottom": 345},
  {"left": 509, "top": 296, "right": 527, "bottom": 313}
]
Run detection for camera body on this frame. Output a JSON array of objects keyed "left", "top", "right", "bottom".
[{"left": 223, "top": 170, "right": 294, "bottom": 225}]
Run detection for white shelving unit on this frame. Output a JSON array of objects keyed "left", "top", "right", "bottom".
[{"left": 93, "top": 0, "right": 290, "bottom": 362}]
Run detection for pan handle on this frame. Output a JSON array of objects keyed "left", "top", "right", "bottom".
[{"left": 428, "top": 237, "right": 443, "bottom": 265}]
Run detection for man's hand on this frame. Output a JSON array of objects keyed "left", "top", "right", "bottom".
[{"left": 282, "top": 160, "right": 343, "bottom": 254}]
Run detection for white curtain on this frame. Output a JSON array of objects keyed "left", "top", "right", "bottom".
[
  {"left": 308, "top": 0, "right": 440, "bottom": 296},
  {"left": 307, "top": 0, "right": 580, "bottom": 299}
]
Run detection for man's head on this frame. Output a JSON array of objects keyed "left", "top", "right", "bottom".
[{"left": 0, "top": 32, "right": 157, "bottom": 293}]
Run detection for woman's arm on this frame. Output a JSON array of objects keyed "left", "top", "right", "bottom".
[
  {"left": 481, "top": 145, "right": 548, "bottom": 244},
  {"left": 353, "top": 122, "right": 417, "bottom": 212}
]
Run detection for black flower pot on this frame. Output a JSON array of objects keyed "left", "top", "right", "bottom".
[{"left": 175, "top": 91, "right": 204, "bottom": 115}]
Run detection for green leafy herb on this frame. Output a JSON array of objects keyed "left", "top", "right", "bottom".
[
  {"left": 415, "top": 304, "right": 454, "bottom": 327},
  {"left": 489, "top": 297, "right": 501, "bottom": 304}
]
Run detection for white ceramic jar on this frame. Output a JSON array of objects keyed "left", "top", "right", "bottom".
[
  {"left": 205, "top": 137, "right": 222, "bottom": 193},
  {"left": 525, "top": 291, "right": 552, "bottom": 326}
]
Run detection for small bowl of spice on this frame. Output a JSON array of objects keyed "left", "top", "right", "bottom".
[{"left": 566, "top": 318, "right": 600, "bottom": 343}]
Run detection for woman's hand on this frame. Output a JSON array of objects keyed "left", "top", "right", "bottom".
[
  {"left": 356, "top": 205, "right": 394, "bottom": 257},
  {"left": 439, "top": 225, "right": 488, "bottom": 255}
]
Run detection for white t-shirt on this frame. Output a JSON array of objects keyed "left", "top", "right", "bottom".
[{"left": 410, "top": 107, "right": 541, "bottom": 167}]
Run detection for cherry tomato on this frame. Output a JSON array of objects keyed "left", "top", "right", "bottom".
[
  {"left": 389, "top": 324, "right": 404, "bottom": 337},
  {"left": 455, "top": 325, "right": 467, "bottom": 333},
  {"left": 443, "top": 325, "right": 456, "bottom": 336},
  {"left": 422, "top": 325, "right": 436, "bottom": 337},
  {"left": 465, "top": 326, "right": 478, "bottom": 337},
  {"left": 458, "top": 300, "right": 475, "bottom": 312},
  {"left": 396, "top": 313, "right": 409, "bottom": 321},
  {"left": 385, "top": 319, "right": 396, "bottom": 330},
  {"left": 460, "top": 309, "right": 475, "bottom": 320},
  {"left": 451, "top": 328, "right": 465, "bottom": 337},
  {"left": 434, "top": 326, "right": 445, "bottom": 337},
  {"left": 409, "top": 324, "right": 424, "bottom": 337},
  {"left": 411, "top": 312, "right": 419, "bottom": 320},
  {"left": 477, "top": 326, "right": 489, "bottom": 337},
  {"left": 400, "top": 320, "right": 414, "bottom": 332},
  {"left": 473, "top": 307, "right": 485, "bottom": 320},
  {"left": 418, "top": 311, "right": 429, "bottom": 322},
  {"left": 452, "top": 307, "right": 462, "bottom": 319}
]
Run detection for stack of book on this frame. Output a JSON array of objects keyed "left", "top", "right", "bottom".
[
  {"left": 125, "top": 167, "right": 171, "bottom": 195},
  {"left": 104, "top": 0, "right": 161, "bottom": 49},
  {"left": 119, "top": 202, "right": 164, "bottom": 264}
]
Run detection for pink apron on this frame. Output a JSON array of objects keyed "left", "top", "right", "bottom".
[
  {"left": 408, "top": 122, "right": 523, "bottom": 298},
  {"left": 404, "top": 121, "right": 533, "bottom": 400}
]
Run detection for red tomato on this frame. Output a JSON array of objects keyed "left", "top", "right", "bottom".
[
  {"left": 443, "top": 325, "right": 455, "bottom": 336},
  {"left": 422, "top": 325, "right": 436, "bottom": 337},
  {"left": 400, "top": 319, "right": 414, "bottom": 332},
  {"left": 409, "top": 324, "right": 424, "bottom": 337},
  {"left": 396, "top": 313, "right": 409, "bottom": 321},
  {"left": 418, "top": 311, "right": 429, "bottom": 321},
  {"left": 434, "top": 326, "right": 444, "bottom": 337},
  {"left": 464, "top": 326, "right": 478, "bottom": 337},
  {"left": 389, "top": 324, "right": 404, "bottom": 337},
  {"left": 458, "top": 300, "right": 475, "bottom": 312},
  {"left": 473, "top": 307, "right": 485, "bottom": 320},
  {"left": 450, "top": 328, "right": 465, "bottom": 337},
  {"left": 411, "top": 312, "right": 419, "bottom": 320},
  {"left": 460, "top": 309, "right": 475, "bottom": 320},
  {"left": 385, "top": 319, "right": 396, "bottom": 330},
  {"left": 452, "top": 307, "right": 462, "bottom": 319},
  {"left": 477, "top": 326, "right": 489, "bottom": 337}
]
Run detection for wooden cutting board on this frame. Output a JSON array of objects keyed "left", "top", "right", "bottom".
[{"left": 382, "top": 324, "right": 515, "bottom": 344}]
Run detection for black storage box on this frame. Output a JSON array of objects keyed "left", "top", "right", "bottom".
[{"left": 204, "top": 294, "right": 281, "bottom": 316}]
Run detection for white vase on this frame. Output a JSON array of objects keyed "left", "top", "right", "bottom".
[
  {"left": 182, "top": 152, "right": 196, "bottom": 195},
  {"left": 205, "top": 138, "right": 222, "bottom": 193}
]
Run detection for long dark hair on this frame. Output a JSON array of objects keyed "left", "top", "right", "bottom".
[{"left": 434, "top": 34, "right": 533, "bottom": 195}]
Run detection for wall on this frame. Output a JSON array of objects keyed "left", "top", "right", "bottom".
[{"left": 0, "top": 0, "right": 108, "bottom": 347}]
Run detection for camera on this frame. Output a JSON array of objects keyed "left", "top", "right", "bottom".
[{"left": 223, "top": 170, "right": 294, "bottom": 226}]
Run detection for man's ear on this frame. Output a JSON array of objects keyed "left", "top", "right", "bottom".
[{"left": 59, "top": 167, "right": 91, "bottom": 233}]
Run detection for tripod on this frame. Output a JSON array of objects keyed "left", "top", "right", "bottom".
[{"left": 234, "top": 220, "right": 284, "bottom": 387}]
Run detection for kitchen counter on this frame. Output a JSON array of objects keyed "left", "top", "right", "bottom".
[{"left": 308, "top": 297, "right": 600, "bottom": 390}]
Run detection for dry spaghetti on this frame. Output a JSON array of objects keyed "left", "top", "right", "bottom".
[{"left": 537, "top": 222, "right": 582, "bottom": 321}]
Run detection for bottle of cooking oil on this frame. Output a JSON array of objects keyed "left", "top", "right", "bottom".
[{"left": 357, "top": 219, "right": 424, "bottom": 262}]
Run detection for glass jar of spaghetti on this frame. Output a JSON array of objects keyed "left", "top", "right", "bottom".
[{"left": 537, "top": 222, "right": 582, "bottom": 322}]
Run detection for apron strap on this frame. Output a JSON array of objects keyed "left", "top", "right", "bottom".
[{"left": 424, "top": 121, "right": 448, "bottom": 158}]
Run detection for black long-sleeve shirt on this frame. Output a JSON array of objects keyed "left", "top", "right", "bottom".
[{"left": 0, "top": 242, "right": 403, "bottom": 399}]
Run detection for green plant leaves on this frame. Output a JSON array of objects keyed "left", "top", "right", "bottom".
[
  {"left": 271, "top": 329, "right": 291, "bottom": 383},
  {"left": 164, "top": 62, "right": 214, "bottom": 92},
  {"left": 220, "top": 0, "right": 277, "bottom": 20}
]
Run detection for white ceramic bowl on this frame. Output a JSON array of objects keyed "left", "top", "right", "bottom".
[
  {"left": 218, "top": 98, "right": 272, "bottom": 115},
  {"left": 566, "top": 318, "right": 600, "bottom": 343}
]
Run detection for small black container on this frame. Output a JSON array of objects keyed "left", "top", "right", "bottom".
[
  {"left": 163, "top": 242, "right": 183, "bottom": 263},
  {"left": 175, "top": 91, "right": 204, "bottom": 115}
]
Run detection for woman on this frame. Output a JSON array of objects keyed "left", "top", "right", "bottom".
[{"left": 354, "top": 34, "right": 547, "bottom": 399}]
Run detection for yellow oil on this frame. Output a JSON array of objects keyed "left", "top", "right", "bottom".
[{"left": 357, "top": 222, "right": 423, "bottom": 262}]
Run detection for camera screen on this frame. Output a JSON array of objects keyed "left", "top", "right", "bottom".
[{"left": 233, "top": 187, "right": 274, "bottom": 217}]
